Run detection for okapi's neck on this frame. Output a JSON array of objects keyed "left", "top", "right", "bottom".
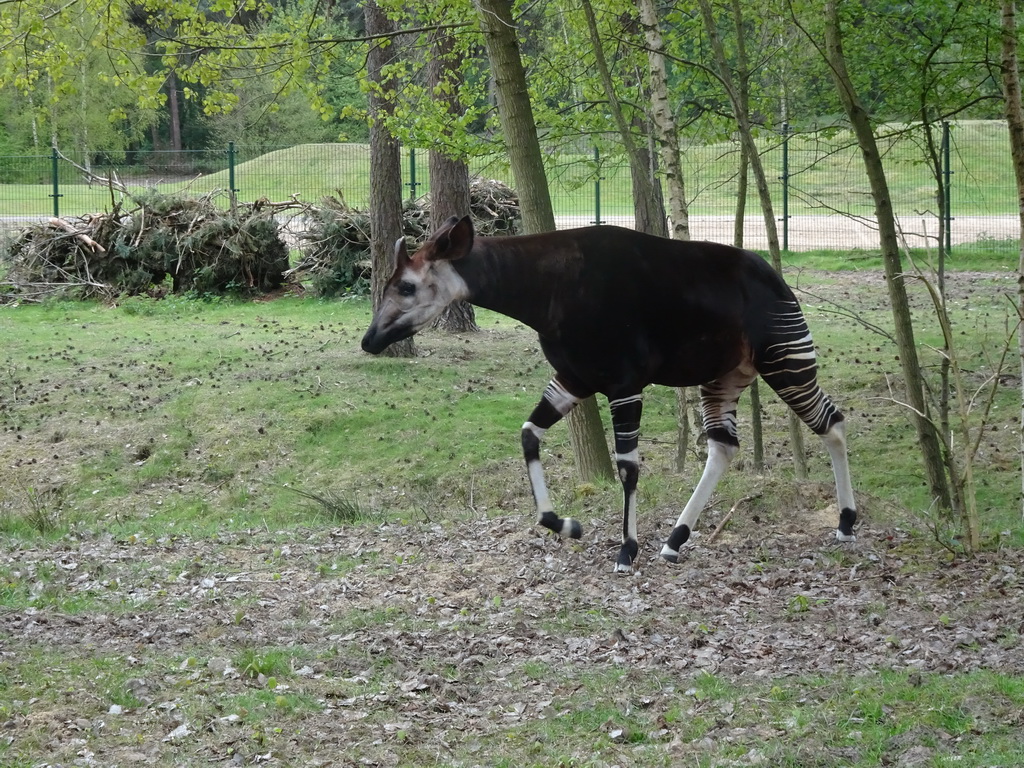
[{"left": 451, "top": 236, "right": 566, "bottom": 337}]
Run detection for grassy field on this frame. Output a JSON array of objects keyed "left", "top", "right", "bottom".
[
  {"left": 0, "top": 120, "right": 1017, "bottom": 221},
  {"left": 0, "top": 260, "right": 1021, "bottom": 765}
]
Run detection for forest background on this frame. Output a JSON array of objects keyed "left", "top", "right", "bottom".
[
  {"left": 0, "top": 1, "right": 1012, "bottom": 193},
  {"left": 3, "top": 0, "right": 1024, "bottom": 548}
]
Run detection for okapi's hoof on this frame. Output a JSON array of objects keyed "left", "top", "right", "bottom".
[
  {"left": 837, "top": 507, "right": 857, "bottom": 542},
  {"left": 539, "top": 511, "right": 582, "bottom": 539},
  {"left": 661, "top": 524, "right": 691, "bottom": 564},
  {"left": 614, "top": 540, "right": 638, "bottom": 573}
]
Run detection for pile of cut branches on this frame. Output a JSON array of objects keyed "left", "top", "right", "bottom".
[
  {"left": 1, "top": 191, "right": 298, "bottom": 303},
  {"left": 291, "top": 196, "right": 426, "bottom": 297},
  {"left": 466, "top": 176, "right": 520, "bottom": 236},
  {"left": 291, "top": 177, "right": 521, "bottom": 297}
]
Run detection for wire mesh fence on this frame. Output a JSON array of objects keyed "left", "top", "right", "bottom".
[{"left": 0, "top": 121, "right": 1018, "bottom": 253}]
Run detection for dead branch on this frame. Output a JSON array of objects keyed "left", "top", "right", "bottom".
[
  {"left": 48, "top": 217, "right": 106, "bottom": 253},
  {"left": 707, "top": 492, "right": 762, "bottom": 543},
  {"left": 53, "top": 148, "right": 129, "bottom": 194}
]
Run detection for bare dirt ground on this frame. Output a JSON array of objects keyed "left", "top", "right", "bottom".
[{"left": 3, "top": 503, "right": 1022, "bottom": 765}]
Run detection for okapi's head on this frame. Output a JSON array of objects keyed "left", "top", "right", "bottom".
[{"left": 361, "top": 215, "right": 474, "bottom": 354}]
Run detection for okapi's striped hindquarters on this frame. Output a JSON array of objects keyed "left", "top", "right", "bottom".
[
  {"left": 361, "top": 217, "right": 858, "bottom": 573},
  {"left": 660, "top": 302, "right": 857, "bottom": 565}
]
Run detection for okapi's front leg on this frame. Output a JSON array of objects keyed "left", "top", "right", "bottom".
[
  {"left": 609, "top": 394, "right": 643, "bottom": 573},
  {"left": 522, "top": 378, "right": 586, "bottom": 539}
]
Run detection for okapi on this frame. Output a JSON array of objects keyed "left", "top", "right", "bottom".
[{"left": 361, "top": 216, "right": 857, "bottom": 572}]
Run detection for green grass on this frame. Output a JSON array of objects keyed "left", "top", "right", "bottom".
[
  {"left": 780, "top": 242, "right": 1020, "bottom": 272},
  {"left": 0, "top": 295, "right": 556, "bottom": 547},
  {"left": 0, "top": 120, "right": 1018, "bottom": 220},
  {"left": 0, "top": 268, "right": 1019, "bottom": 543}
]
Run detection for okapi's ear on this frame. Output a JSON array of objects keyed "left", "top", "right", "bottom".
[
  {"left": 427, "top": 215, "right": 474, "bottom": 261},
  {"left": 392, "top": 237, "right": 410, "bottom": 270}
]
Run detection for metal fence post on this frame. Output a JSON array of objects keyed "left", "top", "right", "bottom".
[
  {"left": 228, "top": 141, "right": 238, "bottom": 209},
  {"left": 593, "top": 147, "right": 602, "bottom": 225},
  {"left": 408, "top": 147, "right": 419, "bottom": 200},
  {"left": 941, "top": 121, "right": 952, "bottom": 254},
  {"left": 50, "top": 147, "right": 61, "bottom": 218},
  {"left": 780, "top": 122, "right": 790, "bottom": 252}
]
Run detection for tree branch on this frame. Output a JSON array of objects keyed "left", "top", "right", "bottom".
[{"left": 141, "top": 22, "right": 473, "bottom": 57}]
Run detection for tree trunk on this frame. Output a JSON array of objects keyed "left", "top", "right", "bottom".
[
  {"left": 729, "top": 1, "right": 765, "bottom": 473},
  {"left": 475, "top": 0, "right": 613, "bottom": 482},
  {"left": 635, "top": 0, "right": 695, "bottom": 470},
  {"left": 697, "top": 0, "right": 807, "bottom": 479},
  {"left": 637, "top": 0, "right": 689, "bottom": 241},
  {"left": 427, "top": 28, "right": 479, "bottom": 334},
  {"left": 734, "top": 137, "right": 765, "bottom": 471},
  {"left": 167, "top": 70, "right": 182, "bottom": 153},
  {"left": 365, "top": 0, "right": 413, "bottom": 358},
  {"left": 628, "top": 135, "right": 668, "bottom": 238},
  {"left": 474, "top": 0, "right": 556, "bottom": 235},
  {"left": 580, "top": 0, "right": 667, "bottom": 237},
  {"left": 823, "top": 0, "right": 951, "bottom": 508},
  {"left": 999, "top": 0, "right": 1024, "bottom": 525}
]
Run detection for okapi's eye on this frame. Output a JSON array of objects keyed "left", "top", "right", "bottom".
[{"left": 397, "top": 280, "right": 416, "bottom": 297}]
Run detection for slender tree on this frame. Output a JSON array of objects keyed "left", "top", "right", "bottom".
[
  {"left": 474, "top": 0, "right": 613, "bottom": 483},
  {"left": 365, "top": 0, "right": 414, "bottom": 358},
  {"left": 999, "top": 0, "right": 1024, "bottom": 522},
  {"left": 697, "top": 0, "right": 807, "bottom": 478},
  {"left": 427, "top": 25, "right": 479, "bottom": 333},
  {"left": 579, "top": 0, "right": 667, "bottom": 237},
  {"left": 633, "top": 0, "right": 699, "bottom": 471},
  {"left": 727, "top": 0, "right": 765, "bottom": 472},
  {"left": 636, "top": 0, "right": 689, "bottom": 241},
  {"left": 819, "top": 0, "right": 951, "bottom": 508}
]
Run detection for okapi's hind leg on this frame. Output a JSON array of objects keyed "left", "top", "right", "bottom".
[
  {"left": 522, "top": 378, "right": 587, "bottom": 539},
  {"left": 821, "top": 419, "right": 857, "bottom": 540},
  {"left": 661, "top": 371, "right": 754, "bottom": 563},
  {"left": 757, "top": 301, "right": 858, "bottom": 540},
  {"left": 609, "top": 394, "right": 643, "bottom": 573}
]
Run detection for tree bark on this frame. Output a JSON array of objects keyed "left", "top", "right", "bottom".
[
  {"left": 427, "top": 28, "right": 479, "bottom": 333},
  {"left": 167, "top": 70, "right": 182, "bottom": 153},
  {"left": 627, "top": 135, "right": 668, "bottom": 237},
  {"left": 580, "top": 0, "right": 667, "bottom": 237},
  {"left": 365, "top": 0, "right": 413, "bottom": 358},
  {"left": 999, "top": 0, "right": 1024, "bottom": 524},
  {"left": 730, "top": 1, "right": 764, "bottom": 473},
  {"left": 822, "top": 0, "right": 951, "bottom": 508},
  {"left": 697, "top": 0, "right": 807, "bottom": 479},
  {"left": 475, "top": 0, "right": 613, "bottom": 482},
  {"left": 636, "top": 0, "right": 690, "bottom": 241},
  {"left": 734, "top": 135, "right": 765, "bottom": 471},
  {"left": 474, "top": 0, "right": 556, "bottom": 234},
  {"left": 634, "top": 0, "right": 695, "bottom": 470}
]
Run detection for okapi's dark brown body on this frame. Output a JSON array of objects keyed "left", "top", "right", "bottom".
[
  {"left": 451, "top": 226, "right": 793, "bottom": 400},
  {"left": 361, "top": 217, "right": 857, "bottom": 571}
]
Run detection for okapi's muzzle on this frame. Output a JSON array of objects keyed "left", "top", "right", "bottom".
[
  {"left": 360, "top": 319, "right": 413, "bottom": 355},
  {"left": 360, "top": 327, "right": 385, "bottom": 354}
]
